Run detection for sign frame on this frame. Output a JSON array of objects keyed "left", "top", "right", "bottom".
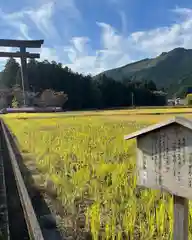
[{"left": 124, "top": 116, "right": 192, "bottom": 240}]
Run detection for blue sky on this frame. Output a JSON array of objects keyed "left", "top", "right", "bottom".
[{"left": 0, "top": 0, "right": 192, "bottom": 75}]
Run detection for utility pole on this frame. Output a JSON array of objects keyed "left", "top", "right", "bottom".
[{"left": 131, "top": 92, "right": 134, "bottom": 107}]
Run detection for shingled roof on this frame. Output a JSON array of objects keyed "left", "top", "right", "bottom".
[{"left": 124, "top": 116, "right": 192, "bottom": 140}]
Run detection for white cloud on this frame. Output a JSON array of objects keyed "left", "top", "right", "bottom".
[
  {"left": 28, "top": 0, "right": 81, "bottom": 39},
  {"left": 119, "top": 10, "right": 128, "bottom": 35},
  {"left": 0, "top": 3, "right": 57, "bottom": 40},
  {"left": 57, "top": 0, "right": 81, "bottom": 20},
  {"left": 0, "top": 47, "right": 14, "bottom": 70},
  {"left": 31, "top": 0, "right": 81, "bottom": 19},
  {"left": 27, "top": 2, "right": 57, "bottom": 39},
  {"left": 0, "top": 9, "right": 31, "bottom": 40},
  {"left": 71, "top": 37, "right": 90, "bottom": 56},
  {"left": 63, "top": 6, "right": 192, "bottom": 75},
  {"left": 63, "top": 34, "right": 133, "bottom": 75},
  {"left": 172, "top": 7, "right": 192, "bottom": 16},
  {"left": 19, "top": 24, "right": 31, "bottom": 40},
  {"left": 40, "top": 47, "right": 60, "bottom": 62},
  {"left": 0, "top": 0, "right": 81, "bottom": 40},
  {"left": 0, "top": 47, "right": 13, "bottom": 62},
  {"left": 0, "top": 0, "right": 81, "bottom": 69},
  {"left": 1, "top": 4, "right": 192, "bottom": 76}
]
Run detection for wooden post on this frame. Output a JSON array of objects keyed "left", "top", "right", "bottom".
[
  {"left": 20, "top": 46, "right": 28, "bottom": 106},
  {"left": 173, "top": 195, "right": 188, "bottom": 240}
]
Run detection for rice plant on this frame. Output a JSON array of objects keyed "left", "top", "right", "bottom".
[{"left": 4, "top": 111, "right": 192, "bottom": 239}]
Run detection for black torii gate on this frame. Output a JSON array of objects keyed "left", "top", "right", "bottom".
[{"left": 0, "top": 39, "right": 44, "bottom": 106}]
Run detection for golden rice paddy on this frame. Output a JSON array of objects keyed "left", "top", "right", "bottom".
[{"left": 3, "top": 108, "right": 192, "bottom": 239}]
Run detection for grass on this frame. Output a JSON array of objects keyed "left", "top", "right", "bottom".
[
  {"left": 3, "top": 109, "right": 192, "bottom": 239},
  {"left": 3, "top": 106, "right": 192, "bottom": 120}
]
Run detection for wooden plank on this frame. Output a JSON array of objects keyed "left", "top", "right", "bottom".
[
  {"left": 136, "top": 123, "right": 192, "bottom": 199},
  {"left": 0, "top": 39, "right": 44, "bottom": 48},
  {"left": 1, "top": 121, "right": 44, "bottom": 240},
  {"left": 173, "top": 195, "right": 188, "bottom": 240},
  {"left": 0, "top": 52, "right": 40, "bottom": 58},
  {"left": 0, "top": 141, "right": 10, "bottom": 239}
]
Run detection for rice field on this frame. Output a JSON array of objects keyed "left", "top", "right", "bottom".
[{"left": 3, "top": 109, "right": 192, "bottom": 239}]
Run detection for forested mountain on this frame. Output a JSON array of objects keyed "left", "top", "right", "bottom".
[
  {"left": 0, "top": 58, "right": 166, "bottom": 109},
  {"left": 95, "top": 47, "right": 192, "bottom": 96}
]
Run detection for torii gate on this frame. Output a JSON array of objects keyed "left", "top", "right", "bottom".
[{"left": 0, "top": 39, "right": 44, "bottom": 106}]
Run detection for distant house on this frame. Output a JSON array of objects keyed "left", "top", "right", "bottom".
[
  {"left": 178, "top": 98, "right": 187, "bottom": 105},
  {"left": 168, "top": 97, "right": 187, "bottom": 106},
  {"left": 152, "top": 90, "right": 167, "bottom": 96},
  {"left": 167, "top": 99, "right": 175, "bottom": 106}
]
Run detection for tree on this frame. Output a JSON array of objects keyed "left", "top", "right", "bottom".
[
  {"left": 1, "top": 58, "right": 20, "bottom": 87},
  {"left": 34, "top": 89, "right": 68, "bottom": 107},
  {"left": 186, "top": 94, "right": 192, "bottom": 105},
  {"left": 12, "top": 96, "right": 19, "bottom": 108},
  {"left": 11, "top": 84, "right": 24, "bottom": 106},
  {"left": 145, "top": 80, "right": 157, "bottom": 91},
  {"left": 0, "top": 57, "right": 167, "bottom": 110}
]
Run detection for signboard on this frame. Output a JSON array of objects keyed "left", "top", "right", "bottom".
[
  {"left": 137, "top": 123, "right": 192, "bottom": 199},
  {"left": 124, "top": 117, "right": 192, "bottom": 239}
]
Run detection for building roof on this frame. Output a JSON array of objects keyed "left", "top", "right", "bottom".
[
  {"left": 152, "top": 90, "right": 167, "bottom": 96},
  {"left": 124, "top": 116, "right": 192, "bottom": 140}
]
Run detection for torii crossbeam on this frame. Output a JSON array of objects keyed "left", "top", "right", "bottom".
[{"left": 0, "top": 39, "right": 44, "bottom": 106}]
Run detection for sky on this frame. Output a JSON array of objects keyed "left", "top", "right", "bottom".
[{"left": 0, "top": 0, "right": 192, "bottom": 75}]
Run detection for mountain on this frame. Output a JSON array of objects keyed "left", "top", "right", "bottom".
[{"left": 95, "top": 48, "right": 192, "bottom": 96}]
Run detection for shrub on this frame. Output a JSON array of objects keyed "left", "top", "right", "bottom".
[
  {"left": 34, "top": 89, "right": 68, "bottom": 107},
  {"left": 11, "top": 96, "right": 19, "bottom": 108}
]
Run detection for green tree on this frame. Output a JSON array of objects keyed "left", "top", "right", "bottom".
[
  {"left": 1, "top": 57, "right": 20, "bottom": 87},
  {"left": 186, "top": 94, "right": 192, "bottom": 105},
  {"left": 11, "top": 96, "right": 19, "bottom": 108},
  {"left": 0, "top": 57, "right": 167, "bottom": 109}
]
